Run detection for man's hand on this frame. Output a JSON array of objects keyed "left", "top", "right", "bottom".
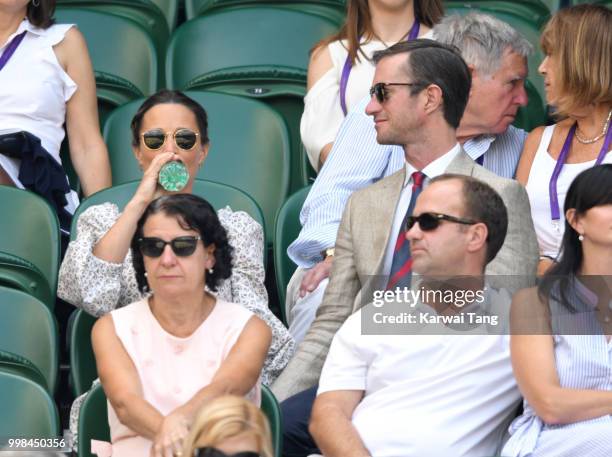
[{"left": 299, "top": 255, "right": 334, "bottom": 297}]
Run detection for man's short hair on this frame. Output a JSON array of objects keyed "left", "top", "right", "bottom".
[
  {"left": 372, "top": 39, "right": 471, "bottom": 129},
  {"left": 430, "top": 174, "right": 508, "bottom": 264},
  {"left": 433, "top": 12, "right": 533, "bottom": 77}
]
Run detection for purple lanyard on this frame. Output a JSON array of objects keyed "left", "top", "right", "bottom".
[
  {"left": 0, "top": 31, "right": 26, "bottom": 72},
  {"left": 549, "top": 119, "right": 612, "bottom": 223},
  {"left": 339, "top": 20, "right": 420, "bottom": 115}
]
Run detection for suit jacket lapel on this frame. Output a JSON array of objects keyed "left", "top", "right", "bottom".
[{"left": 445, "top": 149, "right": 477, "bottom": 175}]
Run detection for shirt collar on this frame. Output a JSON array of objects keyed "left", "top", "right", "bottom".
[
  {"left": 16, "top": 18, "right": 43, "bottom": 37},
  {"left": 403, "top": 143, "right": 461, "bottom": 187},
  {"left": 463, "top": 134, "right": 497, "bottom": 161}
]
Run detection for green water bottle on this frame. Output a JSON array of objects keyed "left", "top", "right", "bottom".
[{"left": 158, "top": 161, "right": 189, "bottom": 192}]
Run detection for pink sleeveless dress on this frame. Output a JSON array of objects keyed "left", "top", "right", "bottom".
[{"left": 106, "top": 297, "right": 260, "bottom": 457}]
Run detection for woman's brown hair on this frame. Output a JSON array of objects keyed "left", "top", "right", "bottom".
[
  {"left": 316, "top": 0, "right": 443, "bottom": 64},
  {"left": 27, "top": 0, "right": 56, "bottom": 29},
  {"left": 541, "top": 4, "right": 612, "bottom": 116}
]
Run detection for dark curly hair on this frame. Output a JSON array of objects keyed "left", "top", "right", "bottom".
[{"left": 131, "top": 194, "right": 233, "bottom": 293}]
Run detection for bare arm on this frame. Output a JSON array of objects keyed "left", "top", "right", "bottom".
[
  {"left": 92, "top": 315, "right": 163, "bottom": 439},
  {"left": 511, "top": 289, "right": 612, "bottom": 425},
  {"left": 307, "top": 44, "right": 333, "bottom": 90},
  {"left": 92, "top": 151, "right": 177, "bottom": 263},
  {"left": 310, "top": 390, "right": 370, "bottom": 457},
  {"left": 55, "top": 27, "right": 111, "bottom": 196},
  {"left": 514, "top": 126, "right": 544, "bottom": 185}
]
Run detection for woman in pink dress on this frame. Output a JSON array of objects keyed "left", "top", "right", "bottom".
[{"left": 92, "top": 194, "right": 272, "bottom": 457}]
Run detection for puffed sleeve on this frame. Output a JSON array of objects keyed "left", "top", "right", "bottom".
[
  {"left": 300, "top": 65, "right": 345, "bottom": 171},
  {"left": 57, "top": 203, "right": 142, "bottom": 317},
  {"left": 217, "top": 208, "right": 295, "bottom": 385}
]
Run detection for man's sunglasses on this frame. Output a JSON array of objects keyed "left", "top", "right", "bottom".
[
  {"left": 404, "top": 212, "right": 478, "bottom": 232},
  {"left": 137, "top": 236, "right": 201, "bottom": 257},
  {"left": 369, "top": 82, "right": 419, "bottom": 103},
  {"left": 141, "top": 128, "right": 200, "bottom": 150}
]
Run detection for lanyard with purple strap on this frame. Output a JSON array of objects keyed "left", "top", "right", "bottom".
[
  {"left": 0, "top": 31, "right": 26, "bottom": 72},
  {"left": 549, "top": 119, "right": 612, "bottom": 232},
  {"left": 339, "top": 20, "right": 420, "bottom": 115}
]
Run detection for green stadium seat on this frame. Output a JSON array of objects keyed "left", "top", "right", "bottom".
[
  {"left": 102, "top": 92, "right": 289, "bottom": 243},
  {"left": 166, "top": 7, "right": 338, "bottom": 193},
  {"left": 69, "top": 309, "right": 97, "bottom": 397},
  {"left": 445, "top": 1, "right": 548, "bottom": 105},
  {"left": 151, "top": 0, "right": 180, "bottom": 31},
  {"left": 56, "top": 0, "right": 169, "bottom": 61},
  {"left": 0, "top": 350, "right": 48, "bottom": 392},
  {"left": 55, "top": 7, "right": 159, "bottom": 124},
  {"left": 0, "top": 187, "right": 60, "bottom": 306},
  {"left": 78, "top": 383, "right": 282, "bottom": 457},
  {"left": 447, "top": 0, "right": 551, "bottom": 25},
  {"left": 185, "top": 0, "right": 345, "bottom": 25},
  {"left": 78, "top": 382, "right": 110, "bottom": 457},
  {"left": 261, "top": 384, "right": 283, "bottom": 457},
  {"left": 0, "top": 287, "right": 59, "bottom": 393},
  {"left": 274, "top": 186, "right": 311, "bottom": 321},
  {"left": 0, "top": 370, "right": 60, "bottom": 438}
]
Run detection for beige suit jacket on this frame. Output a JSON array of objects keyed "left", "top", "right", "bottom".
[{"left": 272, "top": 150, "right": 539, "bottom": 400}]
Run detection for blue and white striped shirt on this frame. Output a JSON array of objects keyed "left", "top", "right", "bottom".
[{"left": 288, "top": 96, "right": 527, "bottom": 268}]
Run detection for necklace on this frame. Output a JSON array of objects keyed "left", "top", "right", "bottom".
[{"left": 575, "top": 109, "right": 612, "bottom": 144}]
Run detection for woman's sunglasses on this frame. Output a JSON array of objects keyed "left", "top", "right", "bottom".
[
  {"left": 141, "top": 128, "right": 200, "bottom": 151},
  {"left": 138, "top": 236, "right": 201, "bottom": 257},
  {"left": 404, "top": 212, "right": 478, "bottom": 232}
]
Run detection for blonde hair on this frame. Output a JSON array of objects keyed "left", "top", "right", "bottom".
[
  {"left": 183, "top": 396, "right": 273, "bottom": 457},
  {"left": 540, "top": 4, "right": 612, "bottom": 116}
]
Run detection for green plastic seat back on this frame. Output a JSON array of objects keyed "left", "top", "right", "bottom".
[
  {"left": 78, "top": 383, "right": 281, "bottom": 457},
  {"left": 78, "top": 383, "right": 110, "bottom": 457},
  {"left": 69, "top": 309, "right": 98, "bottom": 397},
  {"left": 102, "top": 92, "right": 288, "bottom": 243},
  {"left": 445, "top": 1, "right": 548, "bottom": 103},
  {"left": 0, "top": 350, "right": 48, "bottom": 391},
  {"left": 151, "top": 0, "right": 179, "bottom": 30},
  {"left": 0, "top": 370, "right": 60, "bottom": 437},
  {"left": 274, "top": 186, "right": 311, "bottom": 320},
  {"left": 261, "top": 384, "right": 283, "bottom": 457},
  {"left": 0, "top": 287, "right": 59, "bottom": 393},
  {"left": 71, "top": 179, "right": 266, "bottom": 246},
  {"left": 185, "top": 0, "right": 345, "bottom": 25},
  {"left": 55, "top": 7, "right": 159, "bottom": 98},
  {"left": 0, "top": 187, "right": 60, "bottom": 298},
  {"left": 166, "top": 8, "right": 338, "bottom": 192},
  {"left": 56, "top": 0, "right": 169, "bottom": 62}
]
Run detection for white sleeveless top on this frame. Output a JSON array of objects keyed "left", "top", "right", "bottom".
[
  {"left": 300, "top": 30, "right": 434, "bottom": 170},
  {"left": 0, "top": 19, "right": 79, "bottom": 213},
  {"left": 525, "top": 124, "right": 612, "bottom": 258}
]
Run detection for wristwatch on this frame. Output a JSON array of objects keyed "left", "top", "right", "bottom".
[{"left": 321, "top": 248, "right": 335, "bottom": 259}]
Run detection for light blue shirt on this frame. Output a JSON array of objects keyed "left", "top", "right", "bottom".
[{"left": 289, "top": 96, "right": 527, "bottom": 268}]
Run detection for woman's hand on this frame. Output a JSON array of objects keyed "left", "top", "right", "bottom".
[
  {"left": 131, "top": 152, "right": 179, "bottom": 209},
  {"left": 151, "top": 409, "right": 190, "bottom": 457}
]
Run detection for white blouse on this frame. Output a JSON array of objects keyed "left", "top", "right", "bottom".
[
  {"left": 0, "top": 19, "right": 79, "bottom": 212},
  {"left": 300, "top": 30, "right": 433, "bottom": 170}
]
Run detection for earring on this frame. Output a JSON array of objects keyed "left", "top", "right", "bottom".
[
  {"left": 144, "top": 271, "right": 148, "bottom": 277},
  {"left": 32, "top": 0, "right": 40, "bottom": 7},
  {"left": 208, "top": 268, "right": 214, "bottom": 274},
  {"left": 578, "top": 234, "right": 584, "bottom": 242}
]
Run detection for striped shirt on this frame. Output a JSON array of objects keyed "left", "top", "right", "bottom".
[{"left": 288, "top": 96, "right": 527, "bottom": 268}]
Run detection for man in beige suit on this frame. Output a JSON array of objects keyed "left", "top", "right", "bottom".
[{"left": 274, "top": 38, "right": 538, "bottom": 414}]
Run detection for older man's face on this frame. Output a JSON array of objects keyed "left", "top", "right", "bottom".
[{"left": 467, "top": 50, "right": 528, "bottom": 135}]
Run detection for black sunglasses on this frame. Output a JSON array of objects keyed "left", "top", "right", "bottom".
[
  {"left": 138, "top": 236, "right": 201, "bottom": 257},
  {"left": 195, "top": 447, "right": 260, "bottom": 457},
  {"left": 141, "top": 128, "right": 200, "bottom": 150},
  {"left": 369, "top": 82, "right": 419, "bottom": 103},
  {"left": 404, "top": 212, "right": 478, "bottom": 232}
]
